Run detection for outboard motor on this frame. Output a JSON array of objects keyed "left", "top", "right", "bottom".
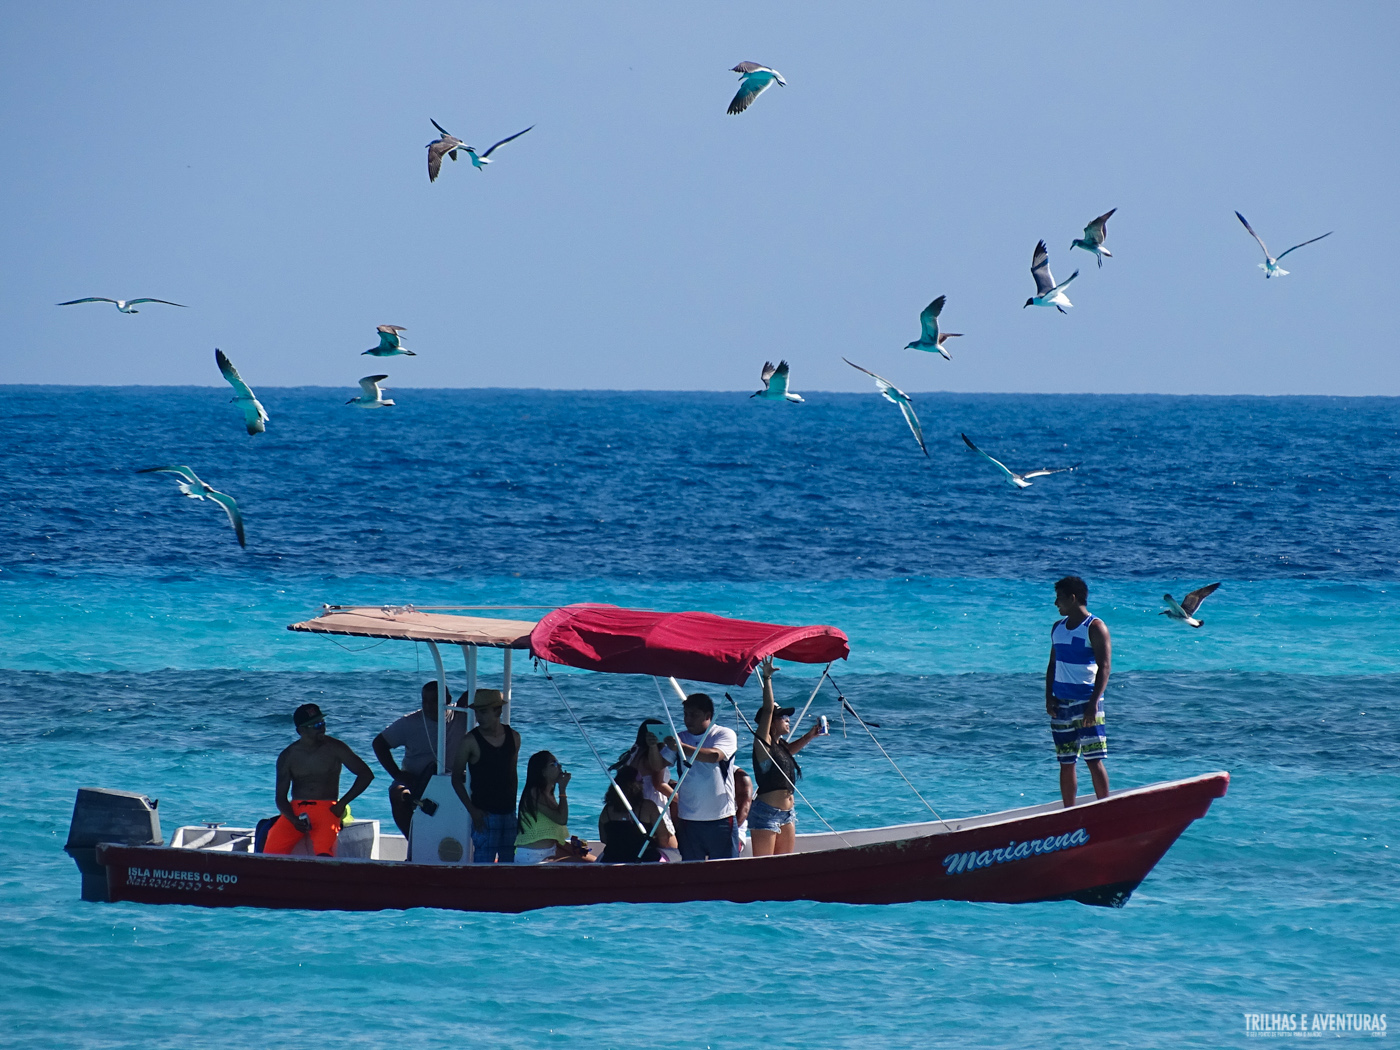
[{"left": 65, "top": 788, "right": 163, "bottom": 902}]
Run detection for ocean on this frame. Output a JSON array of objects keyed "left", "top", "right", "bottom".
[{"left": 2, "top": 387, "right": 1397, "bottom": 1048}]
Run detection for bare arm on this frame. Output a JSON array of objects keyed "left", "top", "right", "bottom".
[
  {"left": 1045, "top": 648, "right": 1057, "bottom": 717},
  {"left": 787, "top": 725, "right": 820, "bottom": 755},
  {"left": 331, "top": 740, "right": 375, "bottom": 818},
  {"left": 371, "top": 733, "right": 404, "bottom": 782},
  {"left": 450, "top": 735, "right": 487, "bottom": 823},
  {"left": 1087, "top": 620, "right": 1112, "bottom": 714},
  {"left": 274, "top": 748, "right": 301, "bottom": 826}
]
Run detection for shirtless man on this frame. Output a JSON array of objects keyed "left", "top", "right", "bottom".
[
  {"left": 450, "top": 689, "right": 521, "bottom": 863},
  {"left": 264, "top": 703, "right": 375, "bottom": 856}
]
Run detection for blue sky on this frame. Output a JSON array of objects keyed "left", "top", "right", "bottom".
[{"left": 3, "top": 2, "right": 1396, "bottom": 394}]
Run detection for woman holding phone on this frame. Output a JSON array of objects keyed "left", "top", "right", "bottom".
[{"left": 750, "top": 656, "right": 823, "bottom": 856}]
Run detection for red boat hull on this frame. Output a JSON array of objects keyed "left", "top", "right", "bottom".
[{"left": 94, "top": 772, "right": 1228, "bottom": 912}]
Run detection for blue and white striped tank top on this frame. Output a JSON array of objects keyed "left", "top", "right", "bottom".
[{"left": 1051, "top": 615, "right": 1098, "bottom": 702}]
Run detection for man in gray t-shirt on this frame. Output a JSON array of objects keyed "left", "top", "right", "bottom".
[{"left": 372, "top": 682, "right": 468, "bottom": 836}]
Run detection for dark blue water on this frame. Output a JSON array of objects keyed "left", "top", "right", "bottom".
[{"left": 2, "top": 388, "right": 1397, "bottom": 1049}]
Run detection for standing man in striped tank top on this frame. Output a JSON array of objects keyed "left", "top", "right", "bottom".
[{"left": 1046, "top": 575, "right": 1111, "bottom": 807}]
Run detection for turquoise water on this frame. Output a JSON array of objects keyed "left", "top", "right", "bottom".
[{"left": 2, "top": 389, "right": 1397, "bottom": 1048}]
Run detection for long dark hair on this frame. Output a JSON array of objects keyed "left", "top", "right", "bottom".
[
  {"left": 605, "top": 764, "right": 643, "bottom": 811},
  {"left": 517, "top": 750, "right": 555, "bottom": 832},
  {"left": 612, "top": 718, "right": 665, "bottom": 772}
]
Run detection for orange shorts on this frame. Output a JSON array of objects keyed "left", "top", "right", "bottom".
[{"left": 264, "top": 800, "right": 342, "bottom": 856}]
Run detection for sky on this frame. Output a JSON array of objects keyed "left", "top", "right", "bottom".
[{"left": 2, "top": 2, "right": 1397, "bottom": 394}]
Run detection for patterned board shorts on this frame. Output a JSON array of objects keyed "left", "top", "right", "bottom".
[
  {"left": 471, "top": 812, "right": 517, "bottom": 863},
  {"left": 1051, "top": 699, "right": 1108, "bottom": 766}
]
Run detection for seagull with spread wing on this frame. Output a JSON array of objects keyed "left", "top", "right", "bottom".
[
  {"left": 462, "top": 126, "right": 533, "bottom": 170},
  {"left": 1161, "top": 583, "right": 1221, "bottom": 628},
  {"left": 844, "top": 358, "right": 927, "bottom": 456},
  {"left": 427, "top": 119, "right": 466, "bottom": 182},
  {"left": 1235, "top": 211, "right": 1332, "bottom": 278},
  {"left": 751, "top": 360, "right": 804, "bottom": 403},
  {"left": 960, "top": 433, "right": 1076, "bottom": 489},
  {"left": 136, "top": 466, "right": 246, "bottom": 547},
  {"left": 1024, "top": 241, "right": 1078, "bottom": 314},
  {"left": 58, "top": 297, "right": 186, "bottom": 314},
  {"left": 727, "top": 62, "right": 786, "bottom": 114},
  {"left": 1070, "top": 209, "right": 1117, "bottom": 268},
  {"left": 904, "top": 295, "right": 961, "bottom": 360},
  {"left": 363, "top": 325, "right": 414, "bottom": 357},
  {"left": 215, "top": 349, "right": 268, "bottom": 435},
  {"left": 347, "top": 375, "right": 394, "bottom": 408}
]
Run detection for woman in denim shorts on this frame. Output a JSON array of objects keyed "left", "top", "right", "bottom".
[{"left": 750, "top": 656, "right": 824, "bottom": 856}]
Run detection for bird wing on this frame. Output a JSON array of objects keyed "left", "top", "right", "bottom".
[
  {"left": 205, "top": 488, "right": 247, "bottom": 548},
  {"left": 138, "top": 465, "right": 203, "bottom": 487},
  {"left": 1049, "top": 270, "right": 1080, "bottom": 296},
  {"left": 1084, "top": 208, "right": 1116, "bottom": 245},
  {"left": 431, "top": 118, "right": 453, "bottom": 138},
  {"left": 1161, "top": 594, "right": 1189, "bottom": 618},
  {"left": 1236, "top": 211, "right": 1270, "bottom": 259},
  {"left": 759, "top": 360, "right": 777, "bottom": 385},
  {"left": 1031, "top": 241, "right": 1056, "bottom": 295},
  {"left": 480, "top": 125, "right": 533, "bottom": 159},
  {"left": 428, "top": 140, "right": 454, "bottom": 181},
  {"left": 376, "top": 327, "right": 403, "bottom": 351},
  {"left": 1275, "top": 231, "right": 1333, "bottom": 261},
  {"left": 126, "top": 299, "right": 187, "bottom": 307},
  {"left": 359, "top": 375, "right": 388, "bottom": 397},
  {"left": 215, "top": 348, "right": 258, "bottom": 401},
  {"left": 731, "top": 61, "right": 773, "bottom": 74},
  {"left": 57, "top": 297, "right": 118, "bottom": 306},
  {"left": 1180, "top": 582, "right": 1221, "bottom": 616},
  {"left": 728, "top": 74, "right": 773, "bottom": 114},
  {"left": 919, "top": 296, "right": 945, "bottom": 340},
  {"left": 961, "top": 433, "right": 1016, "bottom": 482},
  {"left": 897, "top": 398, "right": 929, "bottom": 457},
  {"left": 767, "top": 360, "right": 792, "bottom": 398},
  {"left": 843, "top": 357, "right": 897, "bottom": 396},
  {"left": 1020, "top": 466, "right": 1076, "bottom": 479}
]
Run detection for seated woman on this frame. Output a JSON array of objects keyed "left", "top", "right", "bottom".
[
  {"left": 597, "top": 766, "right": 664, "bottom": 863},
  {"left": 515, "top": 751, "right": 594, "bottom": 864},
  {"left": 613, "top": 718, "right": 679, "bottom": 850},
  {"left": 750, "top": 655, "right": 823, "bottom": 856}
]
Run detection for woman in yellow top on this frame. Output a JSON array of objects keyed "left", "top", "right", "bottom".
[{"left": 515, "top": 751, "right": 594, "bottom": 863}]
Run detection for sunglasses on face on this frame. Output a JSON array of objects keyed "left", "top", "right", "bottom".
[
  {"left": 301, "top": 720, "right": 325, "bottom": 730},
  {"left": 478, "top": 705, "right": 504, "bottom": 714}
]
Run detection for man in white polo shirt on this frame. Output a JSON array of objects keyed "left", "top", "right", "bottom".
[{"left": 669, "top": 692, "right": 738, "bottom": 861}]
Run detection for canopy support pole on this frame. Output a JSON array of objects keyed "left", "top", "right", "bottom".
[
  {"left": 543, "top": 669, "right": 646, "bottom": 835},
  {"left": 463, "top": 644, "right": 478, "bottom": 729},
  {"left": 828, "top": 674, "right": 952, "bottom": 832},
  {"left": 786, "top": 665, "right": 832, "bottom": 741},
  {"left": 426, "top": 640, "right": 448, "bottom": 776},
  {"left": 503, "top": 648, "right": 512, "bottom": 724}
]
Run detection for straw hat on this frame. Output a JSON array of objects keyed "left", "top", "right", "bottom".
[{"left": 467, "top": 688, "right": 505, "bottom": 709}]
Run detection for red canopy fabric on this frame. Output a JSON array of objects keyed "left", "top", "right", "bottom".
[{"left": 530, "top": 605, "right": 850, "bottom": 686}]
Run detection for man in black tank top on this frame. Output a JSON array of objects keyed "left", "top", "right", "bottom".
[{"left": 450, "top": 689, "right": 522, "bottom": 863}]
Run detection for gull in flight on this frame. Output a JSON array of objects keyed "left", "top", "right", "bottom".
[
  {"left": 1161, "top": 583, "right": 1221, "bottom": 628},
  {"left": 728, "top": 62, "right": 786, "bottom": 115},
  {"left": 843, "top": 358, "right": 927, "bottom": 457},
  {"left": 215, "top": 349, "right": 268, "bottom": 435},
  {"left": 960, "top": 433, "right": 1076, "bottom": 489},
  {"left": 136, "top": 466, "right": 246, "bottom": 548},
  {"left": 1235, "top": 212, "right": 1332, "bottom": 278},
  {"left": 751, "top": 360, "right": 804, "bottom": 403},
  {"left": 904, "top": 295, "right": 961, "bottom": 360},
  {"left": 427, "top": 119, "right": 465, "bottom": 182},
  {"left": 363, "top": 325, "right": 415, "bottom": 357},
  {"left": 58, "top": 297, "right": 186, "bottom": 314},
  {"left": 347, "top": 374, "right": 394, "bottom": 408},
  {"left": 462, "top": 126, "right": 533, "bottom": 170},
  {"left": 1024, "top": 241, "right": 1078, "bottom": 314},
  {"left": 1070, "top": 209, "right": 1116, "bottom": 268}
]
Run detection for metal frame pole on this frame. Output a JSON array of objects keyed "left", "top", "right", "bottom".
[
  {"left": 503, "top": 648, "right": 513, "bottom": 724},
  {"left": 426, "top": 640, "right": 448, "bottom": 775},
  {"left": 787, "top": 666, "right": 831, "bottom": 741}
]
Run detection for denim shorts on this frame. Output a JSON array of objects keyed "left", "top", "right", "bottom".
[{"left": 748, "top": 797, "right": 796, "bottom": 833}]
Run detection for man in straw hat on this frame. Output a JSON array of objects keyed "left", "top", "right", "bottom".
[{"left": 451, "top": 688, "right": 522, "bottom": 863}]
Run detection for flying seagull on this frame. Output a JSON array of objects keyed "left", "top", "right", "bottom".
[
  {"left": 57, "top": 297, "right": 186, "bottom": 314},
  {"left": 728, "top": 62, "right": 786, "bottom": 115},
  {"left": 215, "top": 349, "right": 268, "bottom": 435},
  {"left": 363, "top": 325, "right": 414, "bottom": 357},
  {"left": 1235, "top": 211, "right": 1332, "bottom": 278},
  {"left": 1070, "top": 209, "right": 1116, "bottom": 268},
  {"left": 1024, "top": 241, "right": 1078, "bottom": 314},
  {"left": 462, "top": 126, "right": 533, "bottom": 170},
  {"left": 1161, "top": 583, "right": 1221, "bottom": 628},
  {"left": 136, "top": 465, "right": 245, "bottom": 547},
  {"left": 843, "top": 358, "right": 927, "bottom": 456},
  {"left": 960, "top": 433, "right": 1076, "bottom": 489},
  {"left": 751, "top": 360, "right": 804, "bottom": 403},
  {"left": 904, "top": 295, "right": 961, "bottom": 360},
  {"left": 427, "top": 119, "right": 465, "bottom": 182},
  {"left": 347, "top": 374, "right": 394, "bottom": 408}
]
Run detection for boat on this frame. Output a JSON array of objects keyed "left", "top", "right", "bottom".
[{"left": 65, "top": 603, "right": 1229, "bottom": 913}]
